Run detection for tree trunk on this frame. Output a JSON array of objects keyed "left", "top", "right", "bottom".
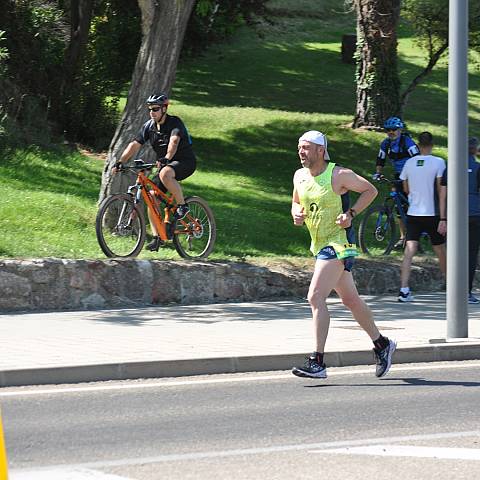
[
  {"left": 99, "top": 0, "right": 196, "bottom": 203},
  {"left": 353, "top": 0, "right": 401, "bottom": 128},
  {"left": 55, "top": 0, "right": 94, "bottom": 134}
]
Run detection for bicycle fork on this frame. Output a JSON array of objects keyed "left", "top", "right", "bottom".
[{"left": 374, "top": 208, "right": 392, "bottom": 241}]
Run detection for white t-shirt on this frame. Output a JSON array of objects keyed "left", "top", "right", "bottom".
[{"left": 400, "top": 154, "right": 446, "bottom": 216}]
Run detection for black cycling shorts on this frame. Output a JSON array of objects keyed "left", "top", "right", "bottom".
[
  {"left": 406, "top": 215, "right": 445, "bottom": 246},
  {"left": 152, "top": 158, "right": 196, "bottom": 193}
]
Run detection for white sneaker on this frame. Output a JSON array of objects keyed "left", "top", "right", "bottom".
[{"left": 398, "top": 291, "right": 414, "bottom": 302}]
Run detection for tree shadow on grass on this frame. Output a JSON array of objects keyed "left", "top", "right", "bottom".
[
  {"left": 176, "top": 47, "right": 357, "bottom": 115},
  {"left": 176, "top": 25, "right": 480, "bottom": 137},
  {"left": 1, "top": 146, "right": 102, "bottom": 201},
  {"left": 191, "top": 117, "right": 381, "bottom": 182}
]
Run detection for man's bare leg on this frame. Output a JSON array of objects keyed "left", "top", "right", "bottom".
[
  {"left": 334, "top": 270, "right": 380, "bottom": 340},
  {"left": 432, "top": 243, "right": 446, "bottom": 277},
  {"left": 307, "top": 259, "right": 345, "bottom": 353}
]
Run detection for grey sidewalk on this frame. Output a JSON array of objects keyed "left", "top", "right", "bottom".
[{"left": 1, "top": 292, "right": 480, "bottom": 387}]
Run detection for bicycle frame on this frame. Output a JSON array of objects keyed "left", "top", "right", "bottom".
[
  {"left": 385, "top": 185, "right": 408, "bottom": 225},
  {"left": 129, "top": 169, "right": 176, "bottom": 243},
  {"left": 369, "top": 178, "right": 408, "bottom": 244}
]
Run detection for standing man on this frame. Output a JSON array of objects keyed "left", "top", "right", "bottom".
[
  {"left": 438, "top": 137, "right": 480, "bottom": 304},
  {"left": 374, "top": 116, "right": 420, "bottom": 248},
  {"left": 291, "top": 130, "right": 396, "bottom": 379},
  {"left": 114, "top": 93, "right": 196, "bottom": 251},
  {"left": 398, "top": 132, "right": 446, "bottom": 302}
]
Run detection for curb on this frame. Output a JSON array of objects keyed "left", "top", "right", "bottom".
[{"left": 1, "top": 343, "right": 480, "bottom": 387}]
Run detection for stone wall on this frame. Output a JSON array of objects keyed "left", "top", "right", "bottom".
[{"left": 0, "top": 257, "right": 452, "bottom": 313}]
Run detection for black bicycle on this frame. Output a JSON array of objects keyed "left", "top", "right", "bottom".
[{"left": 358, "top": 176, "right": 429, "bottom": 256}]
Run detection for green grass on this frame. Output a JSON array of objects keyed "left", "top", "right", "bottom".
[
  {"left": 1, "top": 0, "right": 479, "bottom": 261},
  {"left": 0, "top": 146, "right": 102, "bottom": 258}
]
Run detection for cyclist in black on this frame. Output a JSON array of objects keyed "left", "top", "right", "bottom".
[
  {"left": 114, "top": 93, "right": 196, "bottom": 251},
  {"left": 373, "top": 116, "right": 420, "bottom": 248}
]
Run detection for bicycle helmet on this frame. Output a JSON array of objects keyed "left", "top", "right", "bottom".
[
  {"left": 383, "top": 116, "right": 404, "bottom": 130},
  {"left": 146, "top": 93, "right": 169, "bottom": 106}
]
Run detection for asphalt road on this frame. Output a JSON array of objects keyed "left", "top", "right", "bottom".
[{"left": 2, "top": 361, "right": 480, "bottom": 479}]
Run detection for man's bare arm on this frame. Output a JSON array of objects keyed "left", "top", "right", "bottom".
[
  {"left": 291, "top": 177, "right": 306, "bottom": 225},
  {"left": 165, "top": 129, "right": 181, "bottom": 160},
  {"left": 337, "top": 168, "right": 378, "bottom": 214},
  {"left": 334, "top": 168, "right": 377, "bottom": 228}
]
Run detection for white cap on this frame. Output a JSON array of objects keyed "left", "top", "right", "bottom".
[{"left": 298, "top": 130, "right": 330, "bottom": 160}]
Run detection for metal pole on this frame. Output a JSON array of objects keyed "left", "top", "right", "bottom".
[{"left": 447, "top": 0, "right": 469, "bottom": 339}]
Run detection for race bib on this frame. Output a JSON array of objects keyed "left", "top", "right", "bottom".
[{"left": 332, "top": 242, "right": 359, "bottom": 259}]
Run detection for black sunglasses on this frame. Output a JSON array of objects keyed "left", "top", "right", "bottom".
[
  {"left": 385, "top": 128, "right": 397, "bottom": 132},
  {"left": 148, "top": 106, "right": 162, "bottom": 112}
]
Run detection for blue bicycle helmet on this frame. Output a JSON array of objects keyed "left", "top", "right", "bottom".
[
  {"left": 146, "top": 93, "right": 169, "bottom": 106},
  {"left": 384, "top": 116, "right": 404, "bottom": 130}
]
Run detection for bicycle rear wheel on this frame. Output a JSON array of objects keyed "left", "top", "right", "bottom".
[
  {"left": 96, "top": 193, "right": 146, "bottom": 258},
  {"left": 358, "top": 205, "right": 396, "bottom": 256},
  {"left": 173, "top": 196, "right": 216, "bottom": 259}
]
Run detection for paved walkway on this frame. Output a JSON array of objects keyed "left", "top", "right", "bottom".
[{"left": 1, "top": 292, "right": 480, "bottom": 386}]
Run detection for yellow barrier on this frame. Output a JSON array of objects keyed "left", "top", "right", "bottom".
[{"left": 0, "top": 410, "right": 8, "bottom": 480}]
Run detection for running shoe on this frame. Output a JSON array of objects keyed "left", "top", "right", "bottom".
[
  {"left": 292, "top": 354, "right": 327, "bottom": 379},
  {"left": 373, "top": 338, "right": 397, "bottom": 378},
  {"left": 468, "top": 294, "right": 480, "bottom": 305},
  {"left": 398, "top": 291, "right": 414, "bottom": 302}
]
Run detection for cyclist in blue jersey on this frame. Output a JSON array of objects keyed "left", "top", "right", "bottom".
[{"left": 373, "top": 116, "right": 420, "bottom": 247}]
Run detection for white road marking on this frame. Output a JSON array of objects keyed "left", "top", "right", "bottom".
[
  {"left": 1, "top": 361, "right": 480, "bottom": 397},
  {"left": 11, "top": 467, "right": 131, "bottom": 479},
  {"left": 8, "top": 430, "right": 480, "bottom": 473},
  {"left": 314, "top": 445, "right": 480, "bottom": 461}
]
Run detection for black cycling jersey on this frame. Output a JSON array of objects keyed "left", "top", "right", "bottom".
[{"left": 134, "top": 115, "right": 196, "bottom": 163}]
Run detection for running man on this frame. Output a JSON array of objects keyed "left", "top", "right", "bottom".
[{"left": 291, "top": 130, "right": 396, "bottom": 379}]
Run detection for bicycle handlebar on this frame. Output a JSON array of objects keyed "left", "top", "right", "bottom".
[
  {"left": 372, "top": 174, "right": 401, "bottom": 185},
  {"left": 115, "top": 159, "right": 157, "bottom": 173},
  {"left": 133, "top": 159, "right": 156, "bottom": 170}
]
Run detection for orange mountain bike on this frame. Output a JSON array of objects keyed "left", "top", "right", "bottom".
[{"left": 96, "top": 159, "right": 216, "bottom": 259}]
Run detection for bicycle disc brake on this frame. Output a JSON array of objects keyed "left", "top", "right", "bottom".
[{"left": 374, "top": 226, "right": 386, "bottom": 242}]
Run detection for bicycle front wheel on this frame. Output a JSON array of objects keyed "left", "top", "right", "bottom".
[
  {"left": 358, "top": 205, "right": 396, "bottom": 256},
  {"left": 173, "top": 196, "right": 216, "bottom": 259},
  {"left": 96, "top": 193, "right": 146, "bottom": 258}
]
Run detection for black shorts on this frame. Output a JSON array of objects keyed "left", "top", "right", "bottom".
[
  {"left": 406, "top": 215, "right": 445, "bottom": 245},
  {"left": 152, "top": 158, "right": 196, "bottom": 192}
]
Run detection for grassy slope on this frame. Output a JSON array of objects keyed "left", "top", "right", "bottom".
[{"left": 1, "top": 0, "right": 479, "bottom": 260}]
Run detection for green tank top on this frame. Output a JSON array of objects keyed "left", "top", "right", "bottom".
[{"left": 297, "top": 162, "right": 358, "bottom": 258}]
